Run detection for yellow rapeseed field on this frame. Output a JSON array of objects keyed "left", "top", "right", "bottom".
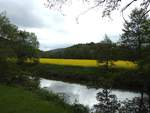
[
  {"left": 40, "top": 58, "right": 137, "bottom": 69},
  {"left": 40, "top": 58, "right": 98, "bottom": 67},
  {"left": 112, "top": 60, "right": 137, "bottom": 69}
]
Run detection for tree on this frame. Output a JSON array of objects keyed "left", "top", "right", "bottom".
[
  {"left": 101, "top": 34, "right": 112, "bottom": 44},
  {"left": 0, "top": 12, "right": 40, "bottom": 86},
  {"left": 14, "top": 30, "right": 39, "bottom": 64},
  {"left": 94, "top": 88, "right": 150, "bottom": 113},
  {"left": 44, "top": 0, "right": 150, "bottom": 19},
  {"left": 119, "top": 97, "right": 150, "bottom": 113},
  {"left": 0, "top": 12, "right": 39, "bottom": 64},
  {"left": 0, "top": 12, "right": 18, "bottom": 62},
  {"left": 121, "top": 8, "right": 150, "bottom": 60},
  {"left": 94, "top": 88, "right": 120, "bottom": 113},
  {"left": 120, "top": 8, "right": 150, "bottom": 111},
  {"left": 97, "top": 35, "right": 115, "bottom": 70},
  {"left": 0, "top": 12, "right": 18, "bottom": 40}
]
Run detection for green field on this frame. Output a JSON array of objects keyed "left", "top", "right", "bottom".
[
  {"left": 0, "top": 85, "right": 79, "bottom": 113},
  {"left": 40, "top": 58, "right": 137, "bottom": 69}
]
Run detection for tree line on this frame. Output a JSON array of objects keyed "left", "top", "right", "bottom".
[{"left": 39, "top": 40, "right": 135, "bottom": 61}]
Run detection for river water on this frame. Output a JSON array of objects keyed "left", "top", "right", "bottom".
[{"left": 40, "top": 78, "right": 140, "bottom": 108}]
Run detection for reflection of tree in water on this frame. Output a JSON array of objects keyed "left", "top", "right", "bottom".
[{"left": 94, "top": 88, "right": 150, "bottom": 113}]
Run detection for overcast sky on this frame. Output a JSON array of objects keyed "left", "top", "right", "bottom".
[{"left": 0, "top": 0, "right": 138, "bottom": 50}]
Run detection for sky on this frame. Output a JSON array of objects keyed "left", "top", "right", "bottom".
[{"left": 0, "top": 0, "right": 139, "bottom": 51}]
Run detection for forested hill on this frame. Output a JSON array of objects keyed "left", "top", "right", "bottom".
[{"left": 39, "top": 42, "right": 135, "bottom": 60}]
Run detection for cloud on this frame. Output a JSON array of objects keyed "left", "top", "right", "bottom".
[
  {"left": 0, "top": 0, "right": 61, "bottom": 28},
  {"left": 0, "top": 0, "right": 124, "bottom": 50},
  {"left": 0, "top": 0, "right": 46, "bottom": 28}
]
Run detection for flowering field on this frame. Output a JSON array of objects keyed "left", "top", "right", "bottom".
[{"left": 40, "top": 58, "right": 137, "bottom": 69}]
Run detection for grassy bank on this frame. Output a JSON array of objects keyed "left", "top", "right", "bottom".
[
  {"left": 22, "top": 63, "right": 142, "bottom": 90},
  {"left": 0, "top": 85, "right": 88, "bottom": 113}
]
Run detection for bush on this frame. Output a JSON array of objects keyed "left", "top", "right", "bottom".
[
  {"left": 0, "top": 62, "right": 39, "bottom": 90},
  {"left": 72, "top": 104, "right": 89, "bottom": 113}
]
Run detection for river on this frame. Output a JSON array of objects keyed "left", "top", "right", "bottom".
[{"left": 40, "top": 78, "right": 140, "bottom": 108}]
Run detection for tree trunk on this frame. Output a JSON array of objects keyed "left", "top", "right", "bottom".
[
  {"left": 139, "top": 90, "right": 144, "bottom": 112},
  {"left": 106, "top": 58, "right": 109, "bottom": 71}
]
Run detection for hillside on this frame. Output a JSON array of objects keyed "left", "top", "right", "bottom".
[{"left": 39, "top": 42, "right": 134, "bottom": 60}]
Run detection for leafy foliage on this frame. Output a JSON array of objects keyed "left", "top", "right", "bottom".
[
  {"left": 121, "top": 8, "right": 150, "bottom": 53},
  {"left": 94, "top": 88, "right": 150, "bottom": 113},
  {"left": 94, "top": 89, "right": 120, "bottom": 113},
  {"left": 0, "top": 12, "right": 39, "bottom": 64},
  {"left": 0, "top": 12, "right": 40, "bottom": 87}
]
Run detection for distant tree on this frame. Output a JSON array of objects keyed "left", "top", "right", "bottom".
[
  {"left": 101, "top": 34, "right": 112, "bottom": 44},
  {"left": 97, "top": 35, "right": 115, "bottom": 70}
]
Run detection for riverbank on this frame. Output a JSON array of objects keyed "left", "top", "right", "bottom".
[
  {"left": 21, "top": 63, "right": 144, "bottom": 91},
  {"left": 0, "top": 62, "right": 149, "bottom": 113},
  {"left": 0, "top": 85, "right": 89, "bottom": 113}
]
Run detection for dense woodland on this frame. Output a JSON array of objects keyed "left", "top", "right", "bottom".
[{"left": 0, "top": 6, "right": 150, "bottom": 113}]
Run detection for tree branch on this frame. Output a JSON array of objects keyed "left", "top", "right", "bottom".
[
  {"left": 121, "top": 0, "right": 138, "bottom": 12},
  {"left": 75, "top": 2, "right": 102, "bottom": 23},
  {"left": 121, "top": 0, "right": 138, "bottom": 23}
]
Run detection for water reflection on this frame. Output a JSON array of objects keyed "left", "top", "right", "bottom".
[{"left": 40, "top": 78, "right": 140, "bottom": 108}]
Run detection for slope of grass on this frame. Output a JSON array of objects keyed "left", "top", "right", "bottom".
[
  {"left": 40, "top": 58, "right": 137, "bottom": 69},
  {"left": 0, "top": 85, "right": 77, "bottom": 113}
]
